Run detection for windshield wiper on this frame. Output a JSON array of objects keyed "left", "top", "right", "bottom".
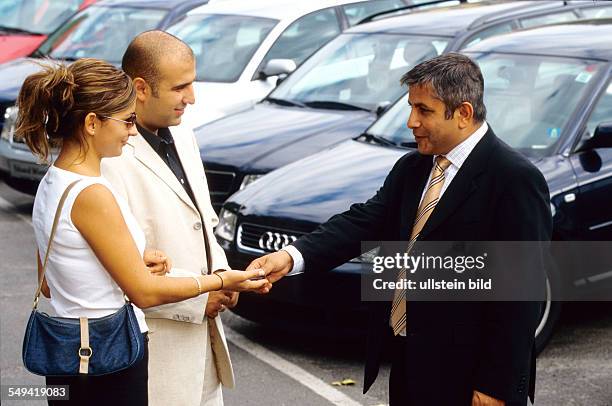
[
  {"left": 264, "top": 97, "right": 305, "bottom": 108},
  {"left": 0, "top": 26, "right": 41, "bottom": 35},
  {"left": 303, "top": 100, "right": 371, "bottom": 112},
  {"left": 358, "top": 132, "right": 397, "bottom": 147}
]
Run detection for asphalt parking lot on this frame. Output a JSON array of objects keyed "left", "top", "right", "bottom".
[{"left": 1, "top": 179, "right": 610, "bottom": 406}]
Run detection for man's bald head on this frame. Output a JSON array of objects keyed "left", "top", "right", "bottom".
[{"left": 122, "top": 30, "right": 194, "bottom": 96}]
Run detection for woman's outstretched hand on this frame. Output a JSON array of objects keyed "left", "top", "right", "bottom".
[{"left": 216, "top": 269, "right": 272, "bottom": 294}]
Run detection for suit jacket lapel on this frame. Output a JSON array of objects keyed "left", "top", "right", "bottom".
[
  {"left": 171, "top": 126, "right": 215, "bottom": 272},
  {"left": 400, "top": 154, "right": 434, "bottom": 240},
  {"left": 172, "top": 126, "right": 208, "bottom": 216},
  {"left": 418, "top": 129, "right": 496, "bottom": 239},
  {"left": 130, "top": 133, "right": 197, "bottom": 213}
]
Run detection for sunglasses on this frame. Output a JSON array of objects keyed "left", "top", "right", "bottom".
[{"left": 99, "top": 112, "right": 137, "bottom": 129}]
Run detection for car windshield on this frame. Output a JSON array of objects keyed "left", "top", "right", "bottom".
[
  {"left": 0, "top": 0, "right": 82, "bottom": 35},
  {"left": 168, "top": 14, "right": 278, "bottom": 83},
  {"left": 368, "top": 53, "right": 604, "bottom": 156},
  {"left": 270, "top": 33, "right": 449, "bottom": 111},
  {"left": 36, "top": 5, "right": 167, "bottom": 63}
]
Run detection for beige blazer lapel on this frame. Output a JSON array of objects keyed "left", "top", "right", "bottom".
[
  {"left": 130, "top": 132, "right": 198, "bottom": 214},
  {"left": 171, "top": 126, "right": 209, "bottom": 217}
]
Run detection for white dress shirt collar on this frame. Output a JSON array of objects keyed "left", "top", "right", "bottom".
[{"left": 434, "top": 121, "right": 488, "bottom": 171}]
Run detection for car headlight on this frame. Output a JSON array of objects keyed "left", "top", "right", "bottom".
[
  {"left": 239, "top": 174, "right": 264, "bottom": 190},
  {"left": 1, "top": 105, "right": 18, "bottom": 142},
  {"left": 215, "top": 208, "right": 238, "bottom": 242},
  {"left": 350, "top": 247, "right": 380, "bottom": 264}
]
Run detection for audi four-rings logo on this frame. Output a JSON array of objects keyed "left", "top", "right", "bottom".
[{"left": 258, "top": 232, "right": 298, "bottom": 251}]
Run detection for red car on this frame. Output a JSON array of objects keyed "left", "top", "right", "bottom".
[{"left": 0, "top": 0, "right": 97, "bottom": 64}]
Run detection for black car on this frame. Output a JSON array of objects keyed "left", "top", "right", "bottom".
[
  {"left": 217, "top": 20, "right": 612, "bottom": 352},
  {"left": 196, "top": 0, "right": 612, "bottom": 212},
  {"left": 0, "top": 0, "right": 208, "bottom": 194}
]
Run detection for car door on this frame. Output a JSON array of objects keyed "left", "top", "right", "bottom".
[
  {"left": 570, "top": 76, "right": 612, "bottom": 241},
  {"left": 256, "top": 7, "right": 342, "bottom": 74},
  {"left": 248, "top": 7, "right": 343, "bottom": 104},
  {"left": 568, "top": 75, "right": 612, "bottom": 294}
]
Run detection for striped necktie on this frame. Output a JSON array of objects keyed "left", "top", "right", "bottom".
[{"left": 390, "top": 155, "right": 452, "bottom": 335}]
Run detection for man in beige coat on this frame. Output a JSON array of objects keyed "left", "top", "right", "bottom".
[{"left": 102, "top": 31, "right": 239, "bottom": 406}]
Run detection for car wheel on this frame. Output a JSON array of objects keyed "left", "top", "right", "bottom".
[{"left": 535, "top": 272, "right": 562, "bottom": 355}]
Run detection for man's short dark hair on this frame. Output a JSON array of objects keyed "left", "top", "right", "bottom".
[
  {"left": 400, "top": 53, "right": 487, "bottom": 123},
  {"left": 122, "top": 30, "right": 194, "bottom": 96}
]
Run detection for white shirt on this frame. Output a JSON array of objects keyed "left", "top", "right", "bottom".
[
  {"left": 32, "top": 165, "right": 148, "bottom": 333},
  {"left": 418, "top": 121, "right": 488, "bottom": 206},
  {"left": 283, "top": 122, "right": 489, "bottom": 276}
]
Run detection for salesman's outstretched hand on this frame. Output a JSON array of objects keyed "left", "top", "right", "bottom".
[{"left": 246, "top": 250, "right": 294, "bottom": 284}]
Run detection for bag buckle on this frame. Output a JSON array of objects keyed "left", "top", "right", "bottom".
[
  {"left": 79, "top": 317, "right": 90, "bottom": 374},
  {"left": 78, "top": 347, "right": 92, "bottom": 359}
]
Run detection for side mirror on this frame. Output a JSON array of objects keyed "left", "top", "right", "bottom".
[
  {"left": 576, "top": 121, "right": 612, "bottom": 152},
  {"left": 259, "top": 59, "right": 297, "bottom": 80}
]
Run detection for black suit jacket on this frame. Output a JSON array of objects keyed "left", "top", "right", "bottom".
[{"left": 293, "top": 128, "right": 552, "bottom": 405}]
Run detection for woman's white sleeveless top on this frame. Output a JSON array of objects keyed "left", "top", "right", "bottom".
[{"left": 32, "top": 165, "right": 148, "bottom": 333}]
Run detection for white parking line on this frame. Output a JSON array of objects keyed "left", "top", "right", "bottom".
[
  {"left": 0, "top": 195, "right": 32, "bottom": 226},
  {"left": 224, "top": 326, "right": 364, "bottom": 406}
]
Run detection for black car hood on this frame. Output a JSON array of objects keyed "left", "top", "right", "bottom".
[
  {"left": 196, "top": 103, "right": 375, "bottom": 173},
  {"left": 0, "top": 58, "right": 43, "bottom": 101},
  {"left": 229, "top": 138, "right": 565, "bottom": 225},
  {"left": 230, "top": 139, "right": 409, "bottom": 224}
]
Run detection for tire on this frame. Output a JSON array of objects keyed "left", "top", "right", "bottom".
[{"left": 534, "top": 273, "right": 562, "bottom": 355}]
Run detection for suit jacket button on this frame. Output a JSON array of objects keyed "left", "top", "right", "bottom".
[{"left": 194, "top": 222, "right": 202, "bottom": 230}]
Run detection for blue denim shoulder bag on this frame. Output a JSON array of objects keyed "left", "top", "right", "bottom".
[{"left": 22, "top": 180, "right": 145, "bottom": 376}]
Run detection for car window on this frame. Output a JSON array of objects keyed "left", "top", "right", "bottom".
[
  {"left": 1, "top": 0, "right": 82, "bottom": 34},
  {"left": 271, "top": 33, "right": 448, "bottom": 111},
  {"left": 259, "top": 8, "right": 340, "bottom": 71},
  {"left": 169, "top": 14, "right": 278, "bottom": 83},
  {"left": 580, "top": 6, "right": 612, "bottom": 19},
  {"left": 370, "top": 55, "right": 606, "bottom": 155},
  {"left": 464, "top": 23, "right": 514, "bottom": 48},
  {"left": 343, "top": 0, "right": 407, "bottom": 26},
  {"left": 585, "top": 79, "right": 612, "bottom": 138},
  {"left": 368, "top": 93, "right": 412, "bottom": 144},
  {"left": 40, "top": 6, "right": 167, "bottom": 63},
  {"left": 520, "top": 11, "right": 577, "bottom": 29},
  {"left": 475, "top": 53, "right": 602, "bottom": 153}
]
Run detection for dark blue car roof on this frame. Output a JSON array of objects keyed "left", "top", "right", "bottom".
[
  {"left": 464, "top": 20, "right": 612, "bottom": 61},
  {"left": 348, "top": 0, "right": 566, "bottom": 37}
]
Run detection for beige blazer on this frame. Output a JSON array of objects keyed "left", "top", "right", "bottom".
[{"left": 101, "top": 125, "right": 234, "bottom": 405}]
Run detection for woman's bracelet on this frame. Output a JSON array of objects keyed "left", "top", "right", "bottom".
[
  {"left": 191, "top": 276, "right": 202, "bottom": 296},
  {"left": 214, "top": 272, "right": 224, "bottom": 291}
]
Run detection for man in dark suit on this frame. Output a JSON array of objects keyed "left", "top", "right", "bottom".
[{"left": 247, "top": 53, "right": 552, "bottom": 406}]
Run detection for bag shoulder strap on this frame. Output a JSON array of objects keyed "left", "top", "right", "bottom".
[{"left": 33, "top": 179, "right": 81, "bottom": 309}]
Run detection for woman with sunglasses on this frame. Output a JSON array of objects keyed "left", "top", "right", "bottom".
[{"left": 16, "top": 58, "right": 269, "bottom": 406}]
